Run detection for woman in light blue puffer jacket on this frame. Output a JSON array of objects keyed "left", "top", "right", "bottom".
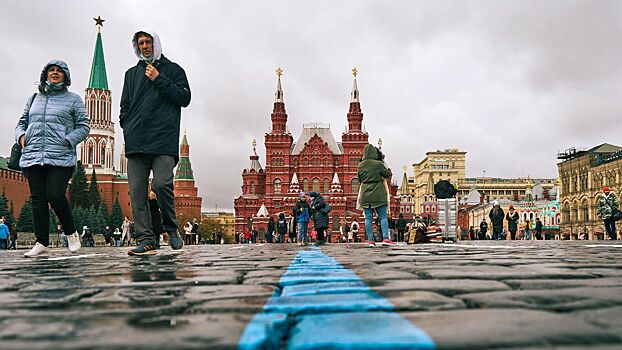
[{"left": 15, "top": 60, "right": 90, "bottom": 257}]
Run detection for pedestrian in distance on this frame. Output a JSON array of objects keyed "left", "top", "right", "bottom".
[
  {"left": 479, "top": 219, "right": 488, "bottom": 240},
  {"left": 293, "top": 192, "right": 311, "bottom": 245},
  {"left": 523, "top": 219, "right": 532, "bottom": 240},
  {"left": 468, "top": 226, "right": 476, "bottom": 240},
  {"left": 597, "top": 187, "right": 619, "bottom": 240},
  {"left": 266, "top": 217, "right": 276, "bottom": 243},
  {"left": 16, "top": 60, "right": 90, "bottom": 257},
  {"left": 191, "top": 219, "right": 199, "bottom": 245},
  {"left": 113, "top": 228, "right": 122, "bottom": 247},
  {"left": 396, "top": 213, "right": 407, "bottom": 243},
  {"left": 535, "top": 218, "right": 543, "bottom": 240},
  {"left": 488, "top": 201, "right": 504, "bottom": 240},
  {"left": 351, "top": 219, "right": 359, "bottom": 243},
  {"left": 277, "top": 213, "right": 287, "bottom": 243},
  {"left": 506, "top": 205, "right": 519, "bottom": 240},
  {"left": 309, "top": 191, "right": 331, "bottom": 245},
  {"left": 357, "top": 144, "right": 395, "bottom": 247},
  {"left": 0, "top": 220, "right": 9, "bottom": 250},
  {"left": 120, "top": 29, "right": 190, "bottom": 255}
]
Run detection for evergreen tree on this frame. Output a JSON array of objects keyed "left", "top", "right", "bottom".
[
  {"left": 97, "top": 203, "right": 109, "bottom": 229},
  {"left": 110, "top": 197, "right": 123, "bottom": 230},
  {"left": 88, "top": 169, "right": 102, "bottom": 211},
  {"left": 87, "top": 207, "right": 99, "bottom": 233},
  {"left": 70, "top": 161, "right": 89, "bottom": 209},
  {"left": 0, "top": 189, "right": 9, "bottom": 222},
  {"left": 7, "top": 201, "right": 16, "bottom": 229},
  {"left": 17, "top": 199, "right": 34, "bottom": 232},
  {"left": 49, "top": 208, "right": 58, "bottom": 234},
  {"left": 72, "top": 207, "right": 85, "bottom": 234}
]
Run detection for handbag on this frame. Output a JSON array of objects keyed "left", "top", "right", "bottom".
[
  {"left": 612, "top": 209, "right": 622, "bottom": 222},
  {"left": 8, "top": 93, "right": 37, "bottom": 171}
]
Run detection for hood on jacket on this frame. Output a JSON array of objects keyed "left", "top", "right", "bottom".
[
  {"left": 39, "top": 59, "right": 71, "bottom": 87},
  {"left": 362, "top": 144, "right": 381, "bottom": 161},
  {"left": 309, "top": 191, "right": 319, "bottom": 198},
  {"left": 132, "top": 29, "right": 162, "bottom": 62}
]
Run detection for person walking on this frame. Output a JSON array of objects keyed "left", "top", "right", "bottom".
[
  {"left": 309, "top": 191, "right": 330, "bottom": 245},
  {"left": 0, "top": 220, "right": 9, "bottom": 250},
  {"left": 120, "top": 30, "right": 190, "bottom": 255},
  {"left": 266, "top": 217, "right": 276, "bottom": 243},
  {"left": 506, "top": 205, "right": 519, "bottom": 240},
  {"left": 523, "top": 219, "right": 532, "bottom": 240},
  {"left": 293, "top": 192, "right": 311, "bottom": 245},
  {"left": 479, "top": 219, "right": 488, "bottom": 240},
  {"left": 468, "top": 226, "right": 476, "bottom": 240},
  {"left": 351, "top": 219, "right": 360, "bottom": 243},
  {"left": 191, "top": 219, "right": 199, "bottom": 245},
  {"left": 277, "top": 213, "right": 287, "bottom": 243},
  {"left": 488, "top": 201, "right": 505, "bottom": 240},
  {"left": 535, "top": 217, "right": 543, "bottom": 240},
  {"left": 121, "top": 217, "right": 131, "bottom": 246},
  {"left": 113, "top": 228, "right": 122, "bottom": 247},
  {"left": 396, "top": 213, "right": 407, "bottom": 243},
  {"left": 16, "top": 60, "right": 89, "bottom": 257},
  {"left": 597, "top": 187, "right": 619, "bottom": 240},
  {"left": 357, "top": 144, "right": 395, "bottom": 247}
]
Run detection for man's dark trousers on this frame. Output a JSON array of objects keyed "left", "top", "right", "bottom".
[
  {"left": 127, "top": 154, "right": 178, "bottom": 244},
  {"left": 604, "top": 218, "right": 617, "bottom": 240}
]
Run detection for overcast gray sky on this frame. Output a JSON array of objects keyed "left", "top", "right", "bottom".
[{"left": 1, "top": 0, "right": 621, "bottom": 211}]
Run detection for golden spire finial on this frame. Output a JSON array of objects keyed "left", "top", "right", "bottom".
[
  {"left": 276, "top": 68, "right": 283, "bottom": 78},
  {"left": 252, "top": 139, "right": 257, "bottom": 149},
  {"left": 403, "top": 165, "right": 407, "bottom": 173},
  {"left": 93, "top": 15, "right": 105, "bottom": 32},
  {"left": 352, "top": 67, "right": 358, "bottom": 78}
]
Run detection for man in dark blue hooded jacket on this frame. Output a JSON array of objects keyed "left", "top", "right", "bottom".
[{"left": 120, "top": 29, "right": 191, "bottom": 255}]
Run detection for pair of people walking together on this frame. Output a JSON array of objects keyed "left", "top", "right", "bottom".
[{"left": 16, "top": 29, "right": 190, "bottom": 257}]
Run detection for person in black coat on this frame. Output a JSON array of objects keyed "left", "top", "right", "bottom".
[
  {"left": 479, "top": 219, "right": 488, "bottom": 240},
  {"left": 309, "top": 192, "right": 329, "bottom": 245},
  {"left": 266, "top": 217, "right": 275, "bottom": 243},
  {"left": 535, "top": 218, "right": 543, "bottom": 240},
  {"left": 396, "top": 214, "right": 407, "bottom": 243},
  {"left": 277, "top": 213, "right": 288, "bottom": 243},
  {"left": 120, "top": 29, "right": 190, "bottom": 255},
  {"left": 506, "top": 205, "right": 519, "bottom": 240},
  {"left": 488, "top": 201, "right": 505, "bottom": 240}
]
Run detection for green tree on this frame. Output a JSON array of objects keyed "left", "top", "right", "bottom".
[
  {"left": 70, "top": 161, "right": 89, "bottom": 209},
  {"left": 49, "top": 208, "right": 58, "bottom": 234},
  {"left": 199, "top": 219, "right": 223, "bottom": 243},
  {"left": 72, "top": 206, "right": 85, "bottom": 234},
  {"left": 0, "top": 189, "right": 9, "bottom": 222},
  {"left": 110, "top": 197, "right": 123, "bottom": 230},
  {"left": 88, "top": 169, "right": 102, "bottom": 211},
  {"left": 97, "top": 203, "right": 109, "bottom": 228},
  {"left": 17, "top": 199, "right": 34, "bottom": 232},
  {"left": 7, "top": 200, "right": 16, "bottom": 229}
]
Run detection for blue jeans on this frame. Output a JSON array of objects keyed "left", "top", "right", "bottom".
[
  {"left": 0, "top": 239, "right": 7, "bottom": 250},
  {"left": 298, "top": 222, "right": 309, "bottom": 243},
  {"left": 364, "top": 206, "right": 389, "bottom": 241}
]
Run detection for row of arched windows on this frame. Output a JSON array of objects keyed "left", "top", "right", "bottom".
[{"left": 270, "top": 178, "right": 360, "bottom": 194}]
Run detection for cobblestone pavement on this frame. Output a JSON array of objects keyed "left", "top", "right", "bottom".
[{"left": 1, "top": 241, "right": 621, "bottom": 349}]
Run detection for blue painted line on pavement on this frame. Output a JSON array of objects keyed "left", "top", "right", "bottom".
[{"left": 238, "top": 247, "right": 436, "bottom": 350}]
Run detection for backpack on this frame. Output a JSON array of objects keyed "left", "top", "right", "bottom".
[{"left": 352, "top": 222, "right": 358, "bottom": 231}]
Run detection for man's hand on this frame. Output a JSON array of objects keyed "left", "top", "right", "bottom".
[
  {"left": 19, "top": 135, "right": 25, "bottom": 148},
  {"left": 145, "top": 63, "right": 159, "bottom": 81}
]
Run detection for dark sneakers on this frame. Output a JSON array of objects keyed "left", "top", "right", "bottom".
[
  {"left": 128, "top": 242, "right": 157, "bottom": 256},
  {"left": 169, "top": 231, "right": 184, "bottom": 250}
]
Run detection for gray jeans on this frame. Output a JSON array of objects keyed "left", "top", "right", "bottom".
[{"left": 127, "top": 154, "right": 178, "bottom": 244}]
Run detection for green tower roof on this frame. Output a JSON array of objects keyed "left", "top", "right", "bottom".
[
  {"left": 88, "top": 31, "right": 109, "bottom": 90},
  {"left": 175, "top": 157, "right": 194, "bottom": 180}
]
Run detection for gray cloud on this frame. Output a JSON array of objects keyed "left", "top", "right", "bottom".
[{"left": 1, "top": 0, "right": 621, "bottom": 211}]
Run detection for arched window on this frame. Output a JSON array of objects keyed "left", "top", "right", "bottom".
[
  {"left": 324, "top": 178, "right": 330, "bottom": 192},
  {"left": 274, "top": 179, "right": 282, "bottom": 194},
  {"left": 312, "top": 178, "right": 320, "bottom": 192},
  {"left": 312, "top": 157, "right": 320, "bottom": 166},
  {"left": 425, "top": 205, "right": 430, "bottom": 213},
  {"left": 351, "top": 178, "right": 359, "bottom": 193},
  {"left": 100, "top": 145, "right": 106, "bottom": 166},
  {"left": 303, "top": 179, "right": 309, "bottom": 193},
  {"left": 334, "top": 158, "right": 339, "bottom": 166},
  {"left": 250, "top": 183, "right": 255, "bottom": 194}
]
